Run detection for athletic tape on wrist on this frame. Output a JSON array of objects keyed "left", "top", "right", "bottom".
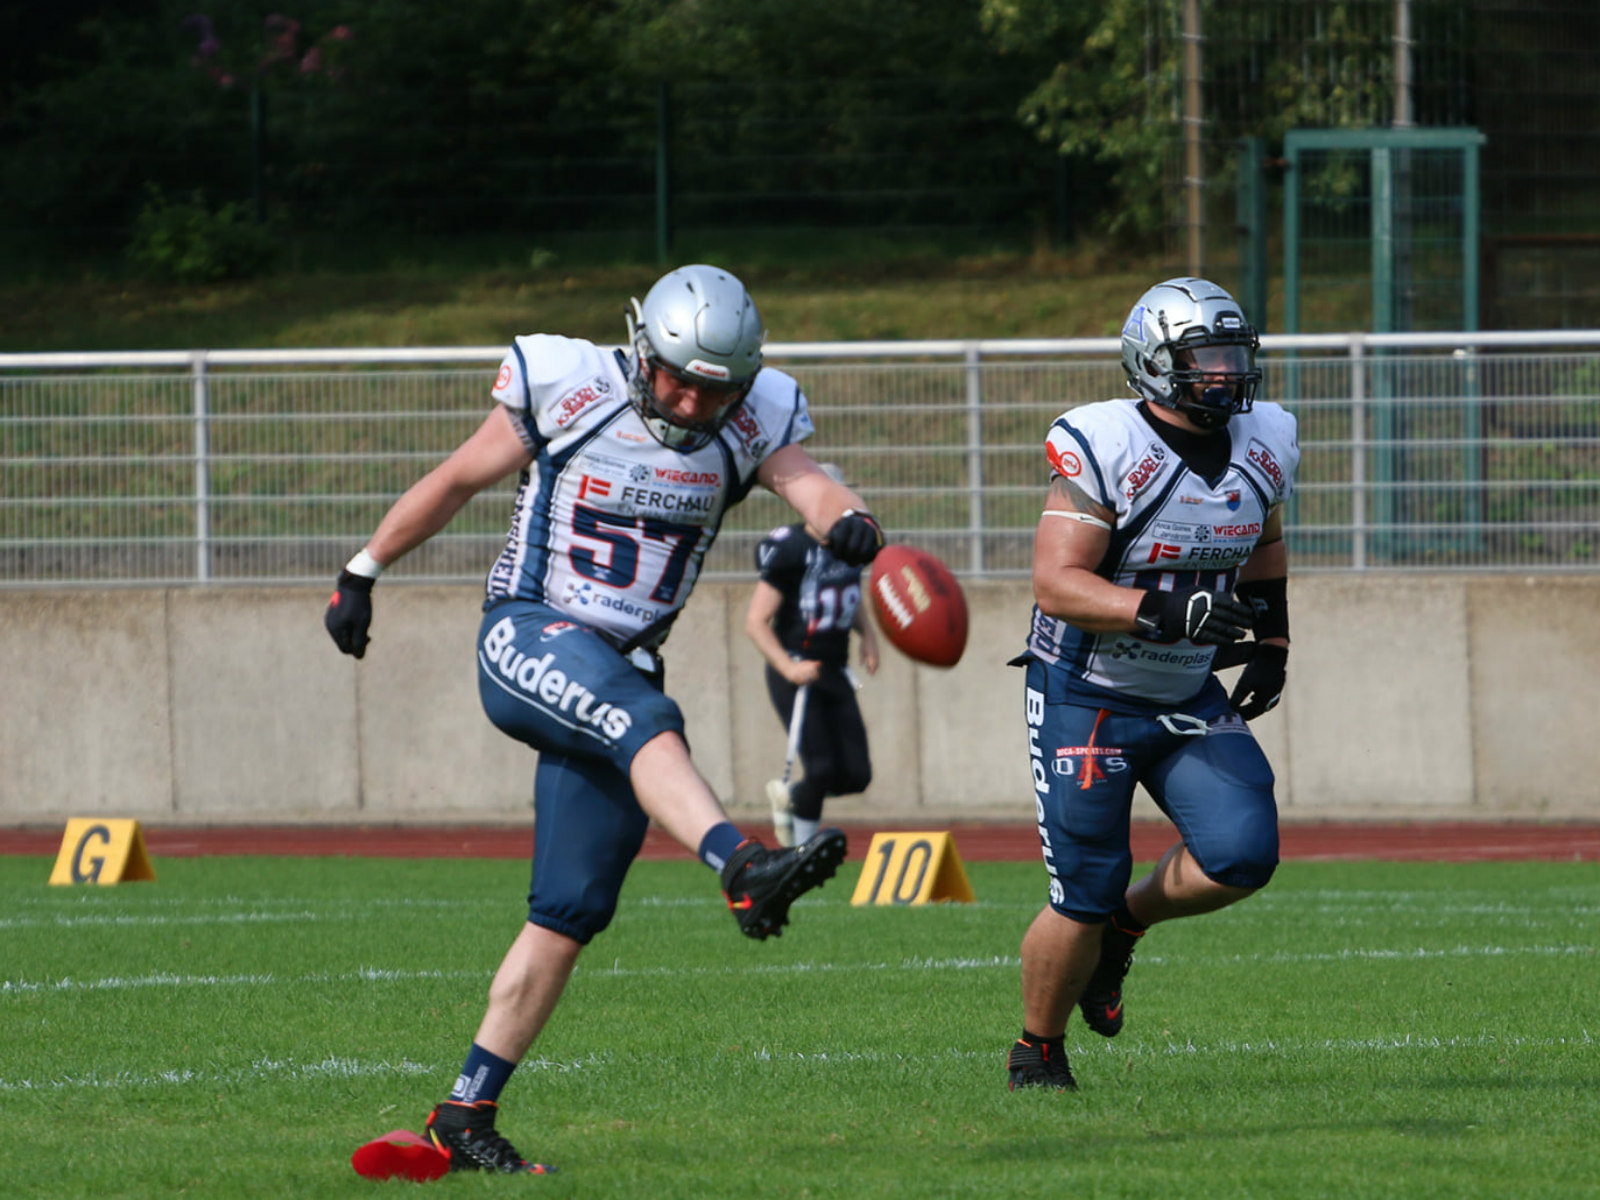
[{"left": 345, "top": 548, "right": 385, "bottom": 579}]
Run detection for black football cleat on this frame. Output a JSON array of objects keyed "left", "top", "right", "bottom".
[
  {"left": 720, "top": 828, "right": 847, "bottom": 939},
  {"left": 1078, "top": 918, "right": 1143, "bottom": 1038},
  {"left": 424, "top": 1100, "right": 555, "bottom": 1174},
  {"left": 1006, "top": 1038, "right": 1078, "bottom": 1091}
]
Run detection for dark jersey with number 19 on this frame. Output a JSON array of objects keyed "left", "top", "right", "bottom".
[{"left": 755, "top": 523, "right": 863, "bottom": 668}]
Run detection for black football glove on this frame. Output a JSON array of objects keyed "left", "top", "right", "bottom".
[
  {"left": 1135, "top": 585, "right": 1254, "bottom": 646},
  {"left": 324, "top": 569, "right": 375, "bottom": 658},
  {"left": 827, "top": 509, "right": 884, "bottom": 566},
  {"left": 1209, "top": 639, "right": 1257, "bottom": 671},
  {"left": 1228, "top": 642, "right": 1288, "bottom": 721}
]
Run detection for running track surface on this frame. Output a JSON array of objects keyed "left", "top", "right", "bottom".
[{"left": 3, "top": 821, "right": 1599, "bottom": 862}]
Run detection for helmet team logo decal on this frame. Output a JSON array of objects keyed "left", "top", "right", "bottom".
[
  {"left": 494, "top": 364, "right": 513, "bottom": 393},
  {"left": 685, "top": 358, "right": 731, "bottom": 380}
]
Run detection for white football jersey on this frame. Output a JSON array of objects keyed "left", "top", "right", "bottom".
[
  {"left": 484, "top": 334, "right": 814, "bottom": 646},
  {"left": 1026, "top": 398, "right": 1300, "bottom": 707}
]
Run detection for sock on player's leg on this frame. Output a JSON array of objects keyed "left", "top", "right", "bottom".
[
  {"left": 449, "top": 1042, "right": 517, "bottom": 1105},
  {"left": 698, "top": 822, "right": 746, "bottom": 872},
  {"left": 1111, "top": 904, "right": 1148, "bottom": 936}
]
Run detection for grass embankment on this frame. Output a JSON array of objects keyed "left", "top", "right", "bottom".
[{"left": 1, "top": 238, "right": 1164, "bottom": 352}]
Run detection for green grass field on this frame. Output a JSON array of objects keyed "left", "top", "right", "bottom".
[{"left": 3, "top": 854, "right": 1595, "bottom": 1198}]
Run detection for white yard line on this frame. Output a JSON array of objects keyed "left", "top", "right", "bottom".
[
  {"left": 2, "top": 1030, "right": 1593, "bottom": 1095},
  {"left": 4, "top": 940, "right": 1591, "bottom": 1000}
]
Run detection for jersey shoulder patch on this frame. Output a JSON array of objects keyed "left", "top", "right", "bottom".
[
  {"left": 721, "top": 367, "right": 814, "bottom": 464},
  {"left": 1057, "top": 400, "right": 1168, "bottom": 511},
  {"left": 1233, "top": 401, "right": 1301, "bottom": 502},
  {"left": 491, "top": 335, "right": 613, "bottom": 415}
]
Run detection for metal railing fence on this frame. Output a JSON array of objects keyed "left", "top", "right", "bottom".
[{"left": 3, "top": 333, "right": 1599, "bottom": 587}]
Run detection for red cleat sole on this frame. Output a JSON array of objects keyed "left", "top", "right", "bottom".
[{"left": 351, "top": 1128, "right": 450, "bottom": 1181}]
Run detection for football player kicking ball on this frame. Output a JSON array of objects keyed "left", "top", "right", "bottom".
[
  {"left": 325, "top": 264, "right": 883, "bottom": 1176},
  {"left": 1006, "top": 278, "right": 1298, "bottom": 1091}
]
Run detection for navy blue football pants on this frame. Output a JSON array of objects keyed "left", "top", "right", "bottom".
[
  {"left": 476, "top": 600, "right": 686, "bottom": 944},
  {"left": 1024, "top": 660, "right": 1279, "bottom": 923}
]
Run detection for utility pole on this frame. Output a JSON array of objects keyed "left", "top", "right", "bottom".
[
  {"left": 1182, "top": 0, "right": 1204, "bottom": 277},
  {"left": 1392, "top": 0, "right": 1413, "bottom": 128},
  {"left": 1392, "top": 0, "right": 1414, "bottom": 331}
]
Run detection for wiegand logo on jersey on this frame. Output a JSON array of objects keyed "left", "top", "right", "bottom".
[{"left": 481, "top": 616, "right": 633, "bottom": 740}]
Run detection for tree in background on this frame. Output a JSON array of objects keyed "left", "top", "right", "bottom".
[
  {"left": 0, "top": 0, "right": 1055, "bottom": 264},
  {"left": 981, "top": 0, "right": 1449, "bottom": 243},
  {"left": 3, "top": 0, "right": 1593, "bottom": 270},
  {"left": 0, "top": 1, "right": 362, "bottom": 253},
  {"left": 612, "top": 0, "right": 1050, "bottom": 232}
]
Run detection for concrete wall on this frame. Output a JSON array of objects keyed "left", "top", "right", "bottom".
[{"left": 4, "top": 576, "right": 1598, "bottom": 826}]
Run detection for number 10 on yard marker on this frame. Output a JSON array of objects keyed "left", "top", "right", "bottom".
[{"left": 850, "top": 831, "right": 975, "bottom": 906}]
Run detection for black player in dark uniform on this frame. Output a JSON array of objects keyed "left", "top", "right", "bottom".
[{"left": 745, "top": 480, "right": 880, "bottom": 846}]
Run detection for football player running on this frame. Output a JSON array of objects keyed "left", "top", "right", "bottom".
[
  {"left": 1006, "top": 277, "right": 1298, "bottom": 1091},
  {"left": 325, "top": 264, "right": 884, "bottom": 1176}
]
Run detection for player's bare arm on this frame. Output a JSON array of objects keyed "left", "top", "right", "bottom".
[
  {"left": 760, "top": 444, "right": 865, "bottom": 539},
  {"left": 745, "top": 579, "right": 822, "bottom": 685},
  {"left": 1032, "top": 474, "right": 1143, "bottom": 633},
  {"left": 1238, "top": 507, "right": 1287, "bottom": 584},
  {"left": 365, "top": 407, "right": 533, "bottom": 567},
  {"left": 852, "top": 601, "right": 880, "bottom": 674}
]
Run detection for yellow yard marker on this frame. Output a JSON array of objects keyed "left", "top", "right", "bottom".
[
  {"left": 48, "top": 818, "right": 157, "bottom": 886},
  {"left": 850, "top": 831, "right": 974, "bottom": 905}
]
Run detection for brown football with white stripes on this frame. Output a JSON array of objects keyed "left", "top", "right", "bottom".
[{"left": 868, "top": 544, "right": 968, "bottom": 667}]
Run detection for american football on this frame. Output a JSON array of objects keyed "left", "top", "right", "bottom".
[{"left": 868, "top": 544, "right": 968, "bottom": 667}]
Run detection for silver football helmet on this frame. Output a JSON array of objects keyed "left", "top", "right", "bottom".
[
  {"left": 625, "top": 264, "right": 766, "bottom": 450},
  {"left": 1120, "top": 277, "right": 1261, "bottom": 431}
]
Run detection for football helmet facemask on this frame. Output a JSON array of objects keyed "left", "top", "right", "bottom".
[
  {"left": 1121, "top": 277, "right": 1261, "bottom": 431},
  {"left": 625, "top": 264, "right": 765, "bottom": 451}
]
